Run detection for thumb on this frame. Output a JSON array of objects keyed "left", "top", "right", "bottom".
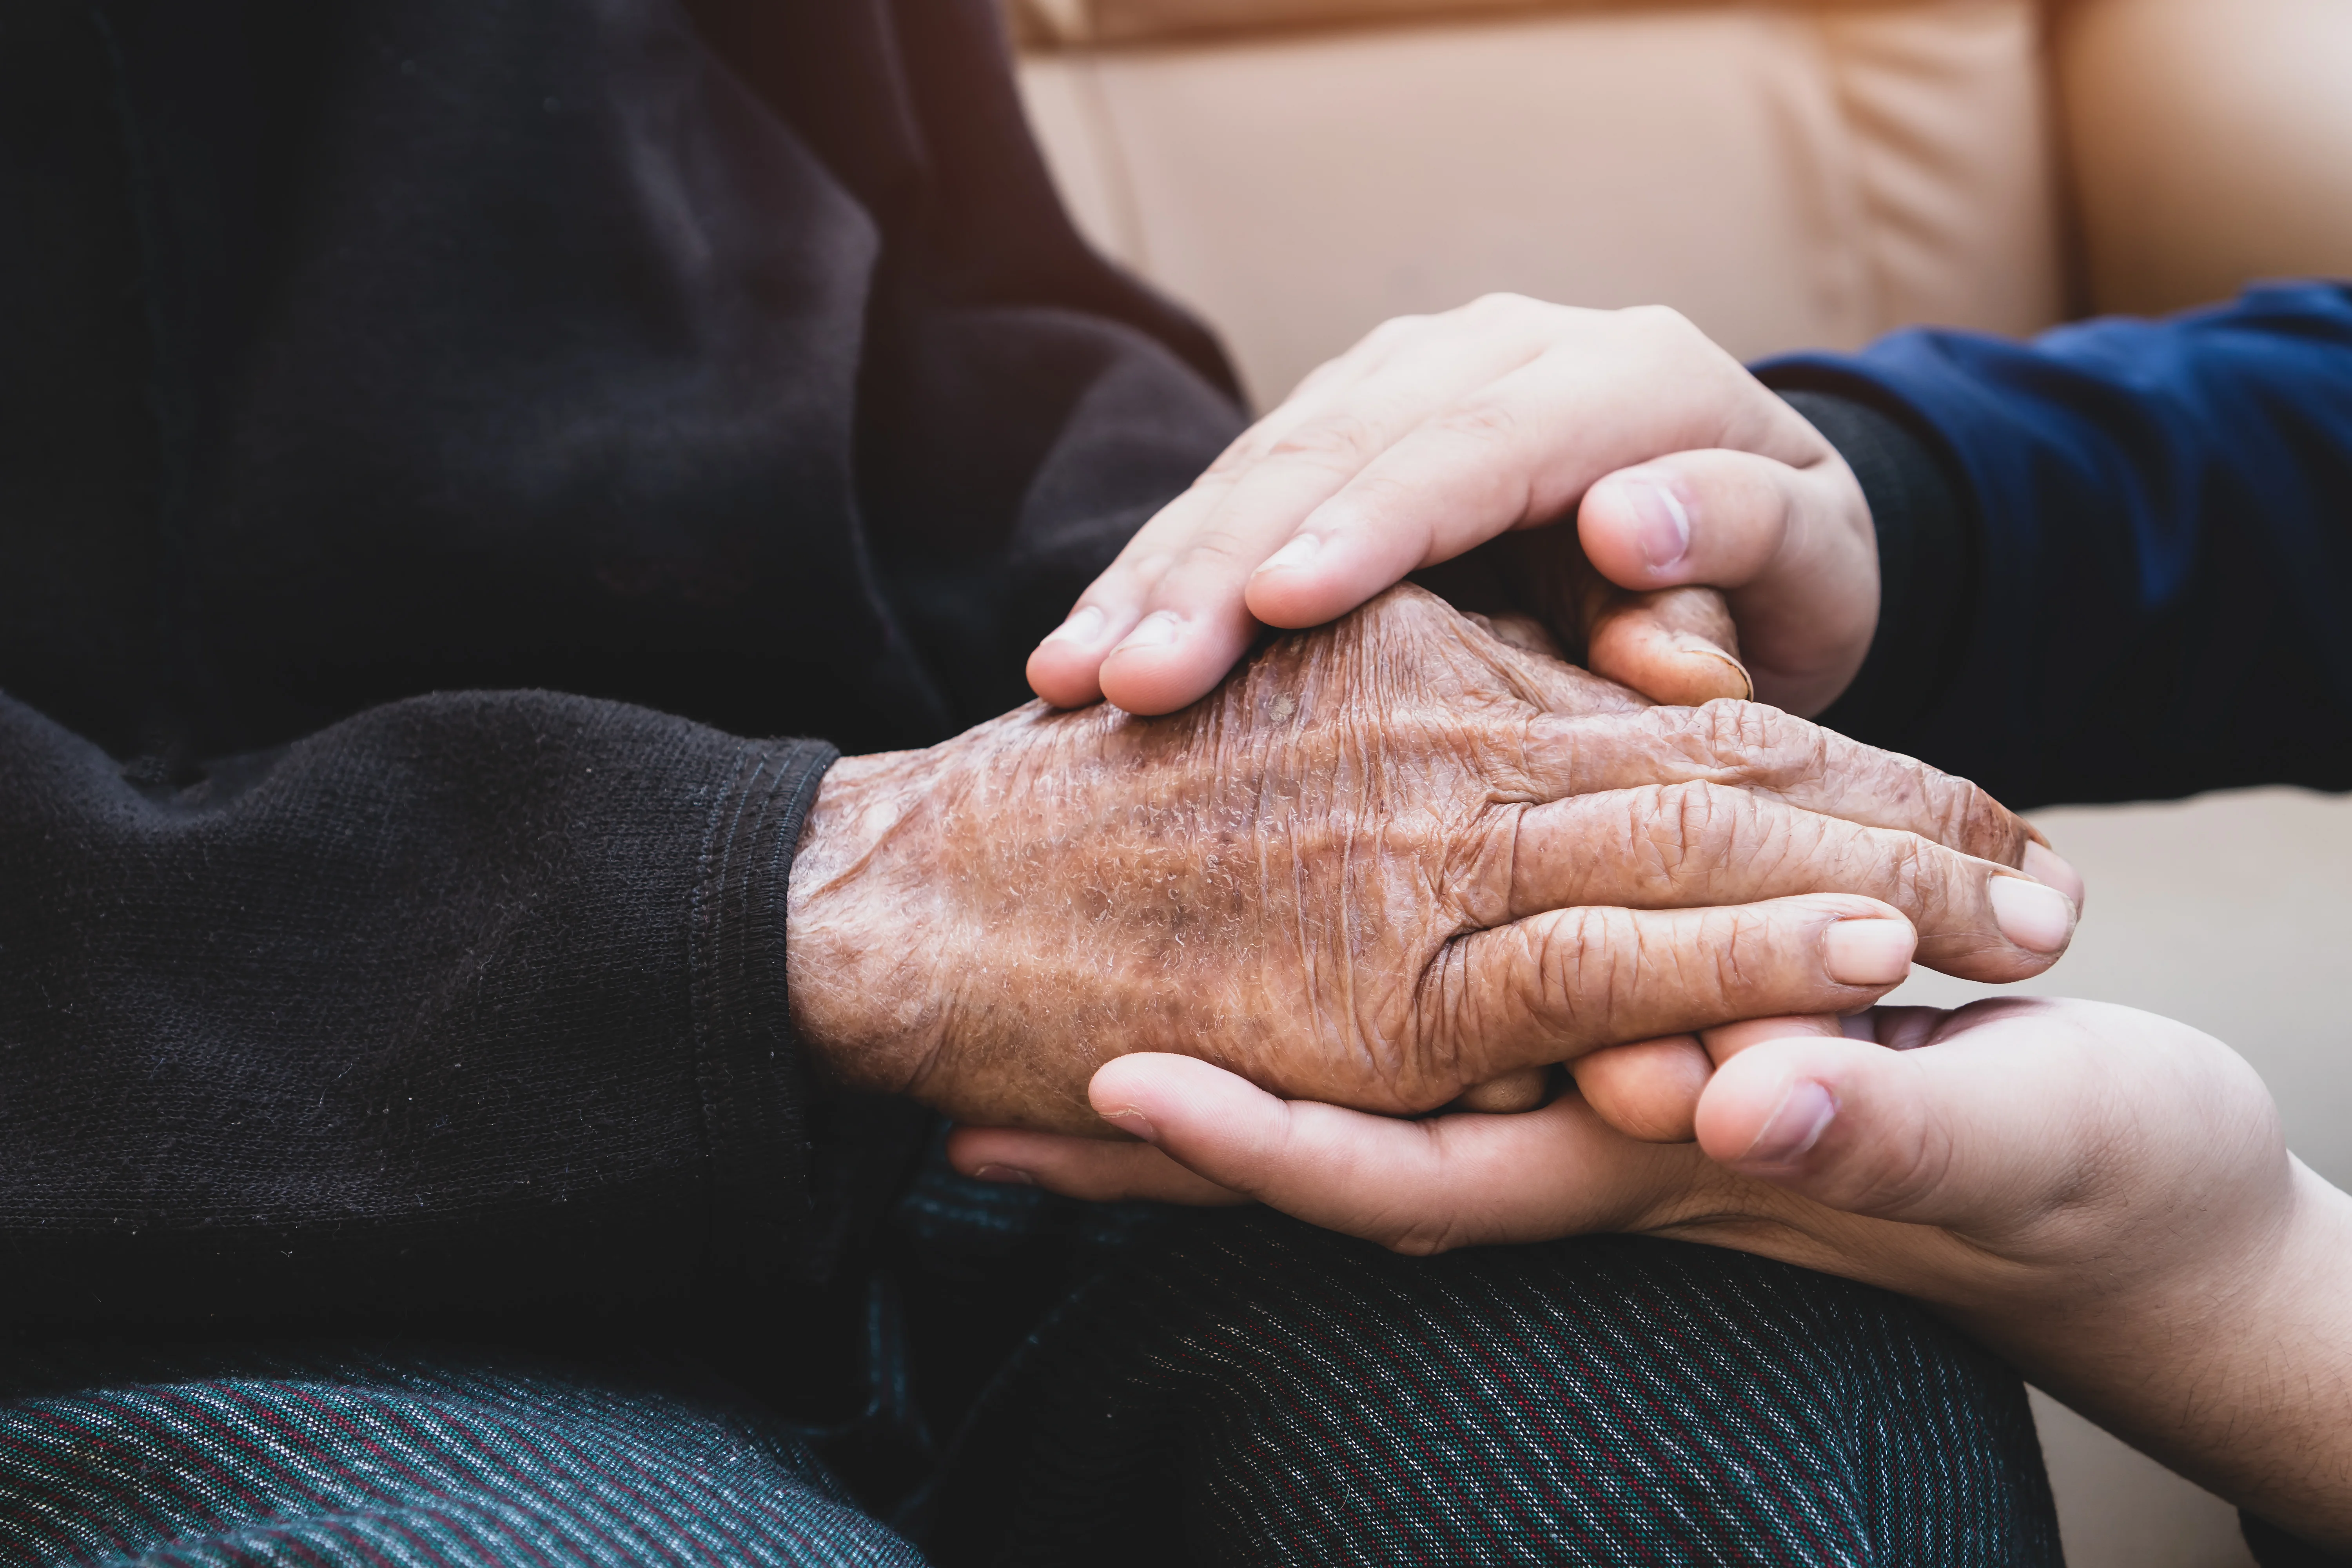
[
  {"left": 1691, "top": 1025, "right": 1976, "bottom": 1228},
  {"left": 1577, "top": 448, "right": 1877, "bottom": 717},
  {"left": 1582, "top": 584, "right": 1753, "bottom": 707},
  {"left": 1690, "top": 1005, "right": 2127, "bottom": 1234}
]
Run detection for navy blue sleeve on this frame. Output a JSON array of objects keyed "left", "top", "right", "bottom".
[{"left": 1758, "top": 281, "right": 2352, "bottom": 810}]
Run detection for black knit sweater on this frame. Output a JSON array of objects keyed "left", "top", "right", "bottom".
[{"left": 0, "top": 0, "right": 1243, "bottom": 1328}]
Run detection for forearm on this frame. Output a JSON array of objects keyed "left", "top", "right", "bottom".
[{"left": 1964, "top": 1165, "right": 2352, "bottom": 1548}]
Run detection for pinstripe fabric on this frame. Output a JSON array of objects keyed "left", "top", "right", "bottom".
[
  {"left": 0, "top": 1348, "right": 925, "bottom": 1567},
  {"left": 1, "top": 1220, "right": 2061, "bottom": 1566},
  {"left": 928, "top": 1213, "right": 2063, "bottom": 1566}
]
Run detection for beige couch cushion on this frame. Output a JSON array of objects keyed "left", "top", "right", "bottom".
[
  {"left": 1014, "top": 1, "right": 2065, "bottom": 405},
  {"left": 2056, "top": 0, "right": 2352, "bottom": 318}
]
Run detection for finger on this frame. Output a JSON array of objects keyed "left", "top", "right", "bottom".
[
  {"left": 1031, "top": 342, "right": 1426, "bottom": 708},
  {"left": 1450, "top": 1066, "right": 1553, "bottom": 1113},
  {"left": 1687, "top": 1009, "right": 2057, "bottom": 1230},
  {"left": 1029, "top": 358, "right": 1407, "bottom": 710},
  {"left": 1086, "top": 313, "right": 1557, "bottom": 716},
  {"left": 1690, "top": 998, "right": 2257, "bottom": 1243},
  {"left": 945, "top": 1122, "right": 1249, "bottom": 1206},
  {"left": 1244, "top": 320, "right": 1826, "bottom": 631},
  {"left": 1493, "top": 528, "right": 1748, "bottom": 708},
  {"left": 1084, "top": 1053, "right": 1699, "bottom": 1254},
  {"left": 1565, "top": 1015, "right": 1849, "bottom": 1145},
  {"left": 1515, "top": 702, "right": 2034, "bottom": 868},
  {"left": 1577, "top": 449, "right": 1876, "bottom": 717},
  {"left": 1027, "top": 479, "right": 1234, "bottom": 707},
  {"left": 1583, "top": 585, "right": 1755, "bottom": 706},
  {"left": 1699, "top": 1013, "right": 1850, "bottom": 1064},
  {"left": 1570, "top": 1036, "right": 1713, "bottom": 1142},
  {"left": 1496, "top": 782, "right": 2078, "bottom": 979},
  {"left": 2024, "top": 840, "right": 2087, "bottom": 910},
  {"left": 1434, "top": 894, "right": 1921, "bottom": 1082}
]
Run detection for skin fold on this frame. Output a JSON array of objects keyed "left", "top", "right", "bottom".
[{"left": 788, "top": 583, "right": 2076, "bottom": 1132}]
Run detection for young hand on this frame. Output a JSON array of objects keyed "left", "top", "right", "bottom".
[
  {"left": 1025, "top": 295, "right": 1878, "bottom": 719},
  {"left": 951, "top": 1000, "right": 2352, "bottom": 1546}
]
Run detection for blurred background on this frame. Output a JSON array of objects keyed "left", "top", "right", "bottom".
[{"left": 998, "top": 1, "right": 2352, "bottom": 1562}]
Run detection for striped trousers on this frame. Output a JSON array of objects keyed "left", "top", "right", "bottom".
[{"left": 0, "top": 1216, "right": 2060, "bottom": 1566}]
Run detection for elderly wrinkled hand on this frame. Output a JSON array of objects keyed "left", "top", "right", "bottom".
[{"left": 788, "top": 584, "right": 2075, "bottom": 1132}]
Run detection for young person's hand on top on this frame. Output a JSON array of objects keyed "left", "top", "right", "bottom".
[{"left": 1025, "top": 294, "right": 1880, "bottom": 720}]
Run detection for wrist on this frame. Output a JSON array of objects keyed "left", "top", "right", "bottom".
[
  {"left": 1989, "top": 1162, "right": 2352, "bottom": 1545},
  {"left": 784, "top": 748, "right": 948, "bottom": 1096}
]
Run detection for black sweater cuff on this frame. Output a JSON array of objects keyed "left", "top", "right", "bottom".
[
  {"left": 1774, "top": 389, "right": 1976, "bottom": 746},
  {"left": 696, "top": 735, "right": 841, "bottom": 1287}
]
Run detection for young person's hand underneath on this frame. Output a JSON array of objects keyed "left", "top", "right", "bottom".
[
  {"left": 1025, "top": 295, "right": 1878, "bottom": 719},
  {"left": 791, "top": 585, "right": 2075, "bottom": 1132},
  {"left": 951, "top": 1002, "right": 2352, "bottom": 1548}
]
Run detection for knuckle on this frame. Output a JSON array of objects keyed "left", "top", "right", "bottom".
[
  {"left": 1265, "top": 412, "right": 1381, "bottom": 472},
  {"left": 1425, "top": 399, "right": 1523, "bottom": 448},
  {"left": 1461, "top": 290, "right": 1535, "bottom": 321},
  {"left": 1356, "top": 312, "right": 1429, "bottom": 353},
  {"left": 1705, "top": 908, "right": 1780, "bottom": 1007},
  {"left": 1618, "top": 780, "right": 1757, "bottom": 889},
  {"left": 1169, "top": 526, "right": 1261, "bottom": 572},
  {"left": 1618, "top": 303, "right": 1697, "bottom": 340},
  {"left": 1201, "top": 437, "right": 1263, "bottom": 479},
  {"left": 1694, "top": 699, "right": 1817, "bottom": 784},
  {"left": 1881, "top": 833, "right": 1942, "bottom": 918},
  {"left": 1661, "top": 779, "right": 1745, "bottom": 862},
  {"left": 1535, "top": 907, "right": 1622, "bottom": 1036}
]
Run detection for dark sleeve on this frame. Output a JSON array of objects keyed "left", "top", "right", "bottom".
[
  {"left": 0, "top": 689, "right": 840, "bottom": 1327},
  {"left": 1757, "top": 281, "right": 2352, "bottom": 810},
  {"left": 2244, "top": 1512, "right": 2352, "bottom": 1566}
]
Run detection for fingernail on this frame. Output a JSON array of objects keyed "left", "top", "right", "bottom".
[
  {"left": 1672, "top": 636, "right": 1753, "bottom": 700},
  {"left": 969, "top": 1164, "right": 1036, "bottom": 1186},
  {"left": 1822, "top": 918, "right": 1915, "bottom": 985},
  {"left": 2020, "top": 841, "right": 2086, "bottom": 911},
  {"left": 1625, "top": 478, "right": 1692, "bottom": 573},
  {"left": 1988, "top": 876, "right": 2076, "bottom": 954},
  {"left": 1739, "top": 1079, "right": 1836, "bottom": 1165},
  {"left": 1256, "top": 533, "right": 1322, "bottom": 574},
  {"left": 1101, "top": 1107, "right": 1159, "bottom": 1142},
  {"left": 1040, "top": 604, "right": 1106, "bottom": 647},
  {"left": 1113, "top": 610, "right": 1181, "bottom": 654}
]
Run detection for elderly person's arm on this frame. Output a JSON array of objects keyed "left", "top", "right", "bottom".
[{"left": 0, "top": 587, "right": 2073, "bottom": 1326}]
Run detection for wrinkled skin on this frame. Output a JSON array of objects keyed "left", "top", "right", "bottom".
[{"left": 789, "top": 585, "right": 2065, "bottom": 1132}]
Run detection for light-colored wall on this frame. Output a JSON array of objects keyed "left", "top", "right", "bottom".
[{"left": 1890, "top": 786, "right": 2352, "bottom": 1568}]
